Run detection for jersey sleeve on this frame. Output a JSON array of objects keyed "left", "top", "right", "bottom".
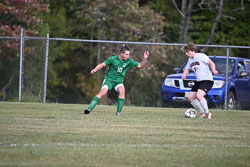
[
  {"left": 104, "top": 56, "right": 114, "bottom": 65},
  {"left": 201, "top": 53, "right": 210, "bottom": 64},
  {"left": 130, "top": 59, "right": 139, "bottom": 68}
]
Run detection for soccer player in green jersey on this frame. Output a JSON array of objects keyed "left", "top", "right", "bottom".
[{"left": 84, "top": 46, "right": 150, "bottom": 115}]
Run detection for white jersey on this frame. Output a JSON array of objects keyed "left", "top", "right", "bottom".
[{"left": 185, "top": 53, "right": 213, "bottom": 81}]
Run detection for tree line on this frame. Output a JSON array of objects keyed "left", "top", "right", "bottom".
[{"left": 0, "top": 0, "right": 249, "bottom": 105}]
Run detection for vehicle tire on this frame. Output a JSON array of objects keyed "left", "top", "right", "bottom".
[{"left": 227, "top": 91, "right": 237, "bottom": 110}]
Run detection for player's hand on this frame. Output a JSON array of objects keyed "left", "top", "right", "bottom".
[
  {"left": 144, "top": 51, "right": 149, "bottom": 59},
  {"left": 181, "top": 74, "right": 186, "bottom": 80},
  {"left": 90, "top": 69, "right": 97, "bottom": 75},
  {"left": 212, "top": 70, "right": 218, "bottom": 75}
]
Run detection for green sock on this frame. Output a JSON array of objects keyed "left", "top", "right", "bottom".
[
  {"left": 117, "top": 98, "right": 124, "bottom": 113},
  {"left": 88, "top": 96, "right": 100, "bottom": 111}
]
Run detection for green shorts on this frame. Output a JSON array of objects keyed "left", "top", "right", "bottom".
[{"left": 101, "top": 79, "right": 124, "bottom": 92}]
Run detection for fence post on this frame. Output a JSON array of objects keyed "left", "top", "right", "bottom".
[
  {"left": 224, "top": 47, "right": 230, "bottom": 109},
  {"left": 18, "top": 29, "right": 24, "bottom": 102},
  {"left": 43, "top": 33, "right": 50, "bottom": 103}
]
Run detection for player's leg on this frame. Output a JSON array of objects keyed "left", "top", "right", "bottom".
[
  {"left": 84, "top": 80, "right": 111, "bottom": 114},
  {"left": 84, "top": 87, "right": 108, "bottom": 114},
  {"left": 196, "top": 89, "right": 208, "bottom": 118},
  {"left": 188, "top": 91, "right": 196, "bottom": 102},
  {"left": 197, "top": 81, "right": 214, "bottom": 119},
  {"left": 115, "top": 84, "right": 125, "bottom": 115},
  {"left": 188, "top": 91, "right": 205, "bottom": 117},
  {"left": 188, "top": 82, "right": 205, "bottom": 117}
]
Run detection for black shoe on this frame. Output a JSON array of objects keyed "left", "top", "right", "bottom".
[{"left": 84, "top": 109, "right": 91, "bottom": 114}]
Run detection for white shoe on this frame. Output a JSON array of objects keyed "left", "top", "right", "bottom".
[
  {"left": 199, "top": 113, "right": 206, "bottom": 118},
  {"left": 116, "top": 112, "right": 122, "bottom": 116},
  {"left": 207, "top": 112, "right": 212, "bottom": 119}
]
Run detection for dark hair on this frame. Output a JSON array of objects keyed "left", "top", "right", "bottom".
[
  {"left": 184, "top": 43, "right": 197, "bottom": 52},
  {"left": 120, "top": 46, "right": 130, "bottom": 54}
]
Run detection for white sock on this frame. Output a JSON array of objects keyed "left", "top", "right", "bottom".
[
  {"left": 191, "top": 99, "right": 205, "bottom": 113},
  {"left": 200, "top": 99, "right": 209, "bottom": 114}
]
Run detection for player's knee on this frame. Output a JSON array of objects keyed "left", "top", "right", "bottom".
[
  {"left": 96, "top": 93, "right": 104, "bottom": 99},
  {"left": 188, "top": 96, "right": 194, "bottom": 102},
  {"left": 196, "top": 93, "right": 204, "bottom": 101},
  {"left": 119, "top": 90, "right": 125, "bottom": 96},
  {"left": 118, "top": 87, "right": 125, "bottom": 96},
  {"left": 188, "top": 93, "right": 196, "bottom": 102},
  {"left": 97, "top": 89, "right": 108, "bottom": 98}
]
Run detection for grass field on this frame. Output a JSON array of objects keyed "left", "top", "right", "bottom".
[{"left": 0, "top": 102, "right": 250, "bottom": 167}]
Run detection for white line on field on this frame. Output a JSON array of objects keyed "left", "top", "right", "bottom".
[{"left": 4, "top": 143, "right": 250, "bottom": 148}]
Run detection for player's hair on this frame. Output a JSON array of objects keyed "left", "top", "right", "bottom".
[
  {"left": 184, "top": 43, "right": 197, "bottom": 52},
  {"left": 120, "top": 46, "right": 130, "bottom": 54}
]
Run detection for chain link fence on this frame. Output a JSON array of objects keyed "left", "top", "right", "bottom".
[
  {"left": 0, "top": 37, "right": 19, "bottom": 101},
  {"left": 1, "top": 30, "right": 250, "bottom": 109}
]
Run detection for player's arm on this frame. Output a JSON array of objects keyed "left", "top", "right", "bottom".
[
  {"left": 137, "top": 51, "right": 149, "bottom": 69},
  {"left": 90, "top": 62, "right": 106, "bottom": 75},
  {"left": 181, "top": 69, "right": 189, "bottom": 80},
  {"left": 208, "top": 59, "right": 218, "bottom": 74}
]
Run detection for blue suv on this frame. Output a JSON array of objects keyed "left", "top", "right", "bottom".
[{"left": 161, "top": 56, "right": 250, "bottom": 109}]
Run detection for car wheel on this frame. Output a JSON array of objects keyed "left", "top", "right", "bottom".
[{"left": 227, "top": 92, "right": 237, "bottom": 110}]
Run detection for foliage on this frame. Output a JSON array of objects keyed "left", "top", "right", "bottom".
[
  {"left": 0, "top": 0, "right": 249, "bottom": 104},
  {"left": 0, "top": 0, "right": 49, "bottom": 101},
  {"left": 0, "top": 0, "right": 48, "bottom": 36},
  {"left": 45, "top": 0, "right": 167, "bottom": 104},
  {"left": 142, "top": 0, "right": 250, "bottom": 48}
]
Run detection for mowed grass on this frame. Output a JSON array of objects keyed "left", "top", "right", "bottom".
[{"left": 0, "top": 102, "right": 250, "bottom": 167}]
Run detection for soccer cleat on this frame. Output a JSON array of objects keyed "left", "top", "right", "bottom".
[
  {"left": 199, "top": 113, "right": 206, "bottom": 119},
  {"left": 84, "top": 109, "right": 91, "bottom": 114},
  {"left": 116, "top": 112, "right": 122, "bottom": 116}
]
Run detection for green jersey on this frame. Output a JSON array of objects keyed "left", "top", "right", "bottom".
[{"left": 104, "top": 55, "right": 139, "bottom": 82}]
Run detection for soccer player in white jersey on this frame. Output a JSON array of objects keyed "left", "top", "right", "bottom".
[{"left": 181, "top": 43, "right": 218, "bottom": 119}]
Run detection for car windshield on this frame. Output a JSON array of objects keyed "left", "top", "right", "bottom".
[
  {"left": 211, "top": 57, "right": 235, "bottom": 74},
  {"left": 179, "top": 57, "right": 235, "bottom": 75}
]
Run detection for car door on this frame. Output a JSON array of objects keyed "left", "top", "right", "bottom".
[
  {"left": 245, "top": 60, "right": 250, "bottom": 100},
  {"left": 235, "top": 60, "right": 250, "bottom": 104}
]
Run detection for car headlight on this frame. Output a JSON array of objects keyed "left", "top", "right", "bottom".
[
  {"left": 212, "top": 80, "right": 225, "bottom": 88},
  {"left": 164, "top": 78, "right": 176, "bottom": 87}
]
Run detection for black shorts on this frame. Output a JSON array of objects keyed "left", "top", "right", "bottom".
[{"left": 191, "top": 80, "right": 214, "bottom": 94}]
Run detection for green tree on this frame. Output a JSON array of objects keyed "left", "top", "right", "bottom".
[
  {"left": 140, "top": 0, "right": 250, "bottom": 47},
  {"left": 45, "top": 0, "right": 167, "bottom": 105}
]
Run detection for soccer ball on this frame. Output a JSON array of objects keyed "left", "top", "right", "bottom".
[{"left": 184, "top": 108, "right": 196, "bottom": 118}]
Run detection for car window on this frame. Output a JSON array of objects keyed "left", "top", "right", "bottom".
[
  {"left": 211, "top": 58, "right": 235, "bottom": 75},
  {"left": 246, "top": 61, "right": 250, "bottom": 74},
  {"left": 237, "top": 61, "right": 245, "bottom": 73},
  {"left": 178, "top": 62, "right": 194, "bottom": 73},
  {"left": 178, "top": 57, "right": 235, "bottom": 74}
]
